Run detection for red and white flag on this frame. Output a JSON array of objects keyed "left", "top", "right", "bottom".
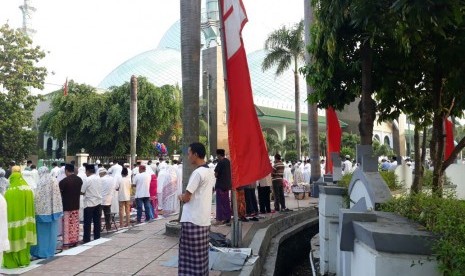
[
  {"left": 63, "top": 77, "right": 68, "bottom": 96},
  {"left": 444, "top": 117, "right": 454, "bottom": 160},
  {"left": 220, "top": 0, "right": 272, "bottom": 188},
  {"left": 325, "top": 107, "right": 342, "bottom": 174}
]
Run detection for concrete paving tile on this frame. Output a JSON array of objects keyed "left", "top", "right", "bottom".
[
  {"left": 98, "top": 237, "right": 146, "bottom": 247},
  {"left": 135, "top": 265, "right": 178, "bottom": 276},
  {"left": 131, "top": 237, "right": 178, "bottom": 249},
  {"left": 22, "top": 267, "right": 79, "bottom": 276},
  {"left": 112, "top": 246, "right": 166, "bottom": 260},
  {"left": 155, "top": 248, "right": 178, "bottom": 261},
  {"left": 79, "top": 245, "right": 125, "bottom": 257},
  {"left": 84, "top": 257, "right": 149, "bottom": 274},
  {"left": 77, "top": 273, "right": 121, "bottom": 276},
  {"left": 36, "top": 255, "right": 104, "bottom": 272}
]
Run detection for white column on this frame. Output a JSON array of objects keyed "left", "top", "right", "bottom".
[{"left": 281, "top": 124, "right": 287, "bottom": 141}]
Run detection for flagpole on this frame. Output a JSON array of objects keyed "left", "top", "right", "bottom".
[{"left": 218, "top": 0, "right": 240, "bottom": 248}]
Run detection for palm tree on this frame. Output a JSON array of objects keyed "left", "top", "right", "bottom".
[
  {"left": 180, "top": 0, "right": 201, "bottom": 217},
  {"left": 262, "top": 21, "right": 305, "bottom": 161}
]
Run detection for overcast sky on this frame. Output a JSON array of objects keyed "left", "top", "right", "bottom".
[{"left": 0, "top": 0, "right": 304, "bottom": 93}]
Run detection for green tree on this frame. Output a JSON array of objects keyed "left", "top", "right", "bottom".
[
  {"left": 262, "top": 21, "right": 305, "bottom": 160},
  {"left": 40, "top": 78, "right": 181, "bottom": 157},
  {"left": 263, "top": 131, "right": 283, "bottom": 155},
  {"left": 0, "top": 24, "right": 47, "bottom": 165}
]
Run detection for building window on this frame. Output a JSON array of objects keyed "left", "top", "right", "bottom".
[{"left": 384, "top": 136, "right": 391, "bottom": 148}]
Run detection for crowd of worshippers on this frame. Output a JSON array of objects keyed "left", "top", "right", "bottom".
[{"left": 0, "top": 158, "right": 182, "bottom": 269}]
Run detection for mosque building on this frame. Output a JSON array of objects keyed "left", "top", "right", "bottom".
[{"left": 34, "top": 0, "right": 409, "bottom": 159}]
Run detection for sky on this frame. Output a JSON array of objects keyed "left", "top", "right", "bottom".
[{"left": 0, "top": 0, "right": 304, "bottom": 93}]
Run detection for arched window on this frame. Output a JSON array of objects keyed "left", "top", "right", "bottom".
[
  {"left": 373, "top": 134, "right": 380, "bottom": 142},
  {"left": 384, "top": 136, "right": 391, "bottom": 147}
]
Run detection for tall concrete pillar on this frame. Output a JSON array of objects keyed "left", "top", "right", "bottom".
[{"left": 202, "top": 46, "right": 228, "bottom": 154}]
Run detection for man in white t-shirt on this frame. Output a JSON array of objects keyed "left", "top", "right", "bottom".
[
  {"left": 178, "top": 142, "right": 215, "bottom": 275},
  {"left": 80, "top": 164, "right": 103, "bottom": 243},
  {"left": 132, "top": 165, "right": 152, "bottom": 223}
]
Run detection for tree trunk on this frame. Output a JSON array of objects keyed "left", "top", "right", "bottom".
[
  {"left": 180, "top": 0, "right": 201, "bottom": 216},
  {"left": 129, "top": 75, "right": 138, "bottom": 169},
  {"left": 294, "top": 59, "right": 301, "bottom": 160},
  {"left": 431, "top": 63, "right": 444, "bottom": 197},
  {"left": 358, "top": 43, "right": 376, "bottom": 145},
  {"left": 304, "top": 0, "right": 320, "bottom": 182},
  {"left": 411, "top": 122, "right": 422, "bottom": 193}
]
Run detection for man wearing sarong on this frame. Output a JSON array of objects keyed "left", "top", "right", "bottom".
[
  {"left": 178, "top": 142, "right": 215, "bottom": 276},
  {"left": 3, "top": 166, "right": 37, "bottom": 268},
  {"left": 213, "top": 149, "right": 231, "bottom": 225},
  {"left": 59, "top": 164, "right": 83, "bottom": 247}
]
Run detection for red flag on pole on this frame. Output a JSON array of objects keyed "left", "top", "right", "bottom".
[
  {"left": 220, "top": 0, "right": 272, "bottom": 188},
  {"left": 445, "top": 117, "right": 454, "bottom": 160},
  {"left": 325, "top": 107, "right": 342, "bottom": 174},
  {"left": 63, "top": 77, "right": 68, "bottom": 96}
]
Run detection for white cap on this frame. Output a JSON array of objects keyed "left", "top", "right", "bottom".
[
  {"left": 345, "top": 155, "right": 350, "bottom": 159},
  {"left": 96, "top": 160, "right": 101, "bottom": 165},
  {"left": 98, "top": 168, "right": 107, "bottom": 174}
]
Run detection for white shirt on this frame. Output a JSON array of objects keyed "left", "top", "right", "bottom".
[
  {"left": 342, "top": 160, "right": 353, "bottom": 175},
  {"left": 100, "top": 175, "right": 115, "bottom": 205},
  {"left": 180, "top": 165, "right": 215, "bottom": 226},
  {"left": 81, "top": 174, "right": 103, "bottom": 208},
  {"left": 0, "top": 194, "right": 10, "bottom": 255},
  {"left": 108, "top": 163, "right": 123, "bottom": 178},
  {"left": 50, "top": 166, "right": 60, "bottom": 178},
  {"left": 133, "top": 171, "right": 151, "bottom": 198},
  {"left": 116, "top": 176, "right": 132, "bottom": 201}
]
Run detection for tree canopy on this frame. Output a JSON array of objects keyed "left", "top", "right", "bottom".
[
  {"left": 305, "top": 0, "right": 465, "bottom": 195},
  {"left": 0, "top": 24, "right": 47, "bottom": 165},
  {"left": 40, "top": 77, "right": 182, "bottom": 157}
]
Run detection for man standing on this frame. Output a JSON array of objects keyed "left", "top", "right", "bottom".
[
  {"left": 213, "top": 149, "right": 231, "bottom": 225},
  {"left": 81, "top": 164, "right": 102, "bottom": 243},
  {"left": 99, "top": 168, "right": 115, "bottom": 231},
  {"left": 272, "top": 154, "right": 289, "bottom": 212},
  {"left": 342, "top": 155, "right": 353, "bottom": 175},
  {"left": 132, "top": 165, "right": 152, "bottom": 223},
  {"left": 178, "top": 142, "right": 215, "bottom": 276},
  {"left": 59, "top": 164, "right": 83, "bottom": 247}
]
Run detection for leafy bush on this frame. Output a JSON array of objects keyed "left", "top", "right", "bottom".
[
  {"left": 422, "top": 170, "right": 454, "bottom": 188},
  {"left": 337, "top": 171, "right": 401, "bottom": 191},
  {"left": 284, "top": 150, "right": 298, "bottom": 162},
  {"left": 379, "top": 170, "right": 403, "bottom": 190},
  {"left": 380, "top": 193, "right": 465, "bottom": 274},
  {"left": 340, "top": 147, "right": 354, "bottom": 160}
]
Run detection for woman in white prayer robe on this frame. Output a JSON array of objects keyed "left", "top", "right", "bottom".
[{"left": 0, "top": 193, "right": 10, "bottom": 267}]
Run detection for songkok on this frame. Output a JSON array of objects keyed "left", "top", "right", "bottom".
[
  {"left": 139, "top": 165, "right": 146, "bottom": 170},
  {"left": 216, "top": 149, "right": 225, "bottom": 156},
  {"left": 65, "top": 164, "right": 75, "bottom": 172}
]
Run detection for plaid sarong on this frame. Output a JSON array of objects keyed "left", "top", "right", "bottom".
[
  {"left": 63, "top": 210, "right": 80, "bottom": 246},
  {"left": 178, "top": 222, "right": 210, "bottom": 276}
]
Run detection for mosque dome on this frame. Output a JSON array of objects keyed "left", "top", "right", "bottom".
[{"left": 99, "top": 20, "right": 308, "bottom": 112}]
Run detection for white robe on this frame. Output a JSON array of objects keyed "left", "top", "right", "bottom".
[
  {"left": 0, "top": 194, "right": 10, "bottom": 266},
  {"left": 22, "top": 169, "right": 40, "bottom": 190}
]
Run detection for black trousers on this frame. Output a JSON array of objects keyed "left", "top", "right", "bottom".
[
  {"left": 257, "top": 186, "right": 271, "bottom": 213},
  {"left": 272, "top": 180, "right": 286, "bottom": 211},
  {"left": 101, "top": 205, "right": 112, "bottom": 230},
  {"left": 83, "top": 204, "right": 102, "bottom": 243},
  {"left": 244, "top": 188, "right": 259, "bottom": 215}
]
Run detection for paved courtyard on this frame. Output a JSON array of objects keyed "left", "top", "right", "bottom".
[{"left": 1, "top": 194, "right": 318, "bottom": 276}]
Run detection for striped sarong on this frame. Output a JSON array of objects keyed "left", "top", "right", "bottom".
[
  {"left": 63, "top": 210, "right": 80, "bottom": 246},
  {"left": 178, "top": 222, "right": 210, "bottom": 276}
]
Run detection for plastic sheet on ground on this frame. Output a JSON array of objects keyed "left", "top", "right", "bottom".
[{"left": 161, "top": 246, "right": 253, "bottom": 271}]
